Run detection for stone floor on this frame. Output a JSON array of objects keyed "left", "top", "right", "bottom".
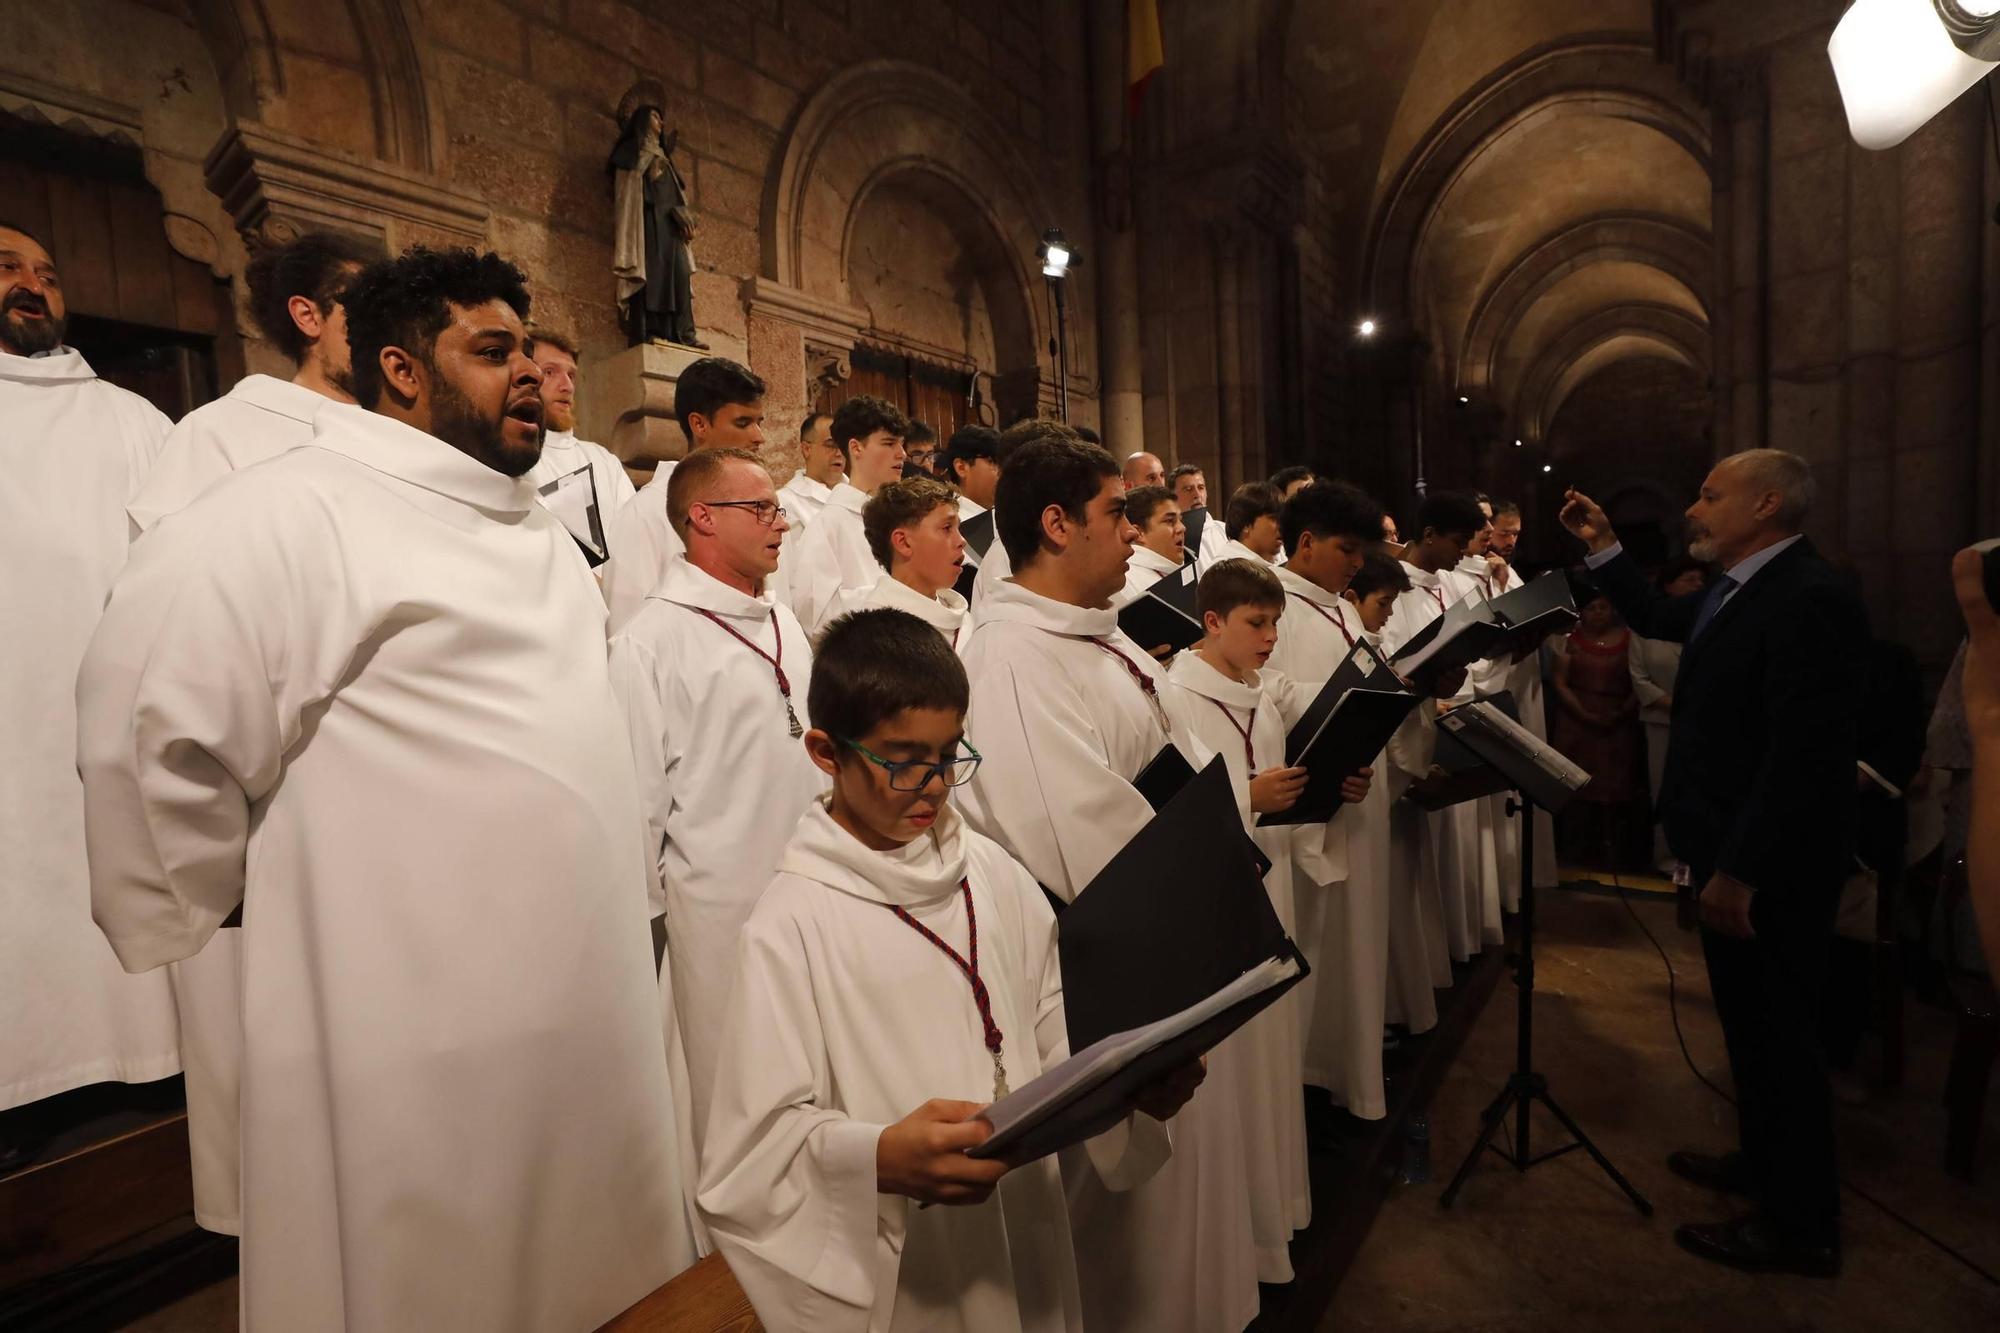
[{"left": 1322, "top": 881, "right": 2000, "bottom": 1332}]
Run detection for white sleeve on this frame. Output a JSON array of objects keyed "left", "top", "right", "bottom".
[
  {"left": 959, "top": 660, "right": 1159, "bottom": 902},
  {"left": 696, "top": 909, "right": 894, "bottom": 1333},
  {"left": 601, "top": 488, "right": 675, "bottom": 629},
  {"left": 128, "top": 411, "right": 231, "bottom": 532},
  {"left": 77, "top": 490, "right": 358, "bottom": 971},
  {"left": 607, "top": 630, "right": 679, "bottom": 919}
]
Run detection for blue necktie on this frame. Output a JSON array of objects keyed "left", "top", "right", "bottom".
[{"left": 1688, "top": 574, "right": 1736, "bottom": 643}]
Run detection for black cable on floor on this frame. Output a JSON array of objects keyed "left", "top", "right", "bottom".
[{"left": 1600, "top": 867, "right": 2000, "bottom": 1290}]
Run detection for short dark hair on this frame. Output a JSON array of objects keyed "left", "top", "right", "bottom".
[
  {"left": 993, "top": 416, "right": 1076, "bottom": 469},
  {"left": 829, "top": 394, "right": 910, "bottom": 461},
  {"left": 245, "top": 230, "right": 376, "bottom": 363},
  {"left": 903, "top": 419, "right": 937, "bottom": 448},
  {"left": 1124, "top": 484, "right": 1174, "bottom": 530},
  {"left": 994, "top": 436, "right": 1119, "bottom": 567},
  {"left": 1224, "top": 482, "right": 1283, "bottom": 539},
  {"left": 941, "top": 423, "right": 1000, "bottom": 483},
  {"left": 1269, "top": 464, "right": 1314, "bottom": 492},
  {"left": 809, "top": 608, "right": 970, "bottom": 740},
  {"left": 1170, "top": 463, "right": 1204, "bottom": 483},
  {"left": 1491, "top": 497, "right": 1521, "bottom": 520},
  {"left": 673, "top": 357, "right": 766, "bottom": 440},
  {"left": 1348, "top": 552, "right": 1412, "bottom": 600},
  {"left": 342, "top": 246, "right": 531, "bottom": 410},
  {"left": 1198, "top": 558, "right": 1285, "bottom": 621},
  {"left": 524, "top": 325, "right": 579, "bottom": 361},
  {"left": 862, "top": 477, "right": 958, "bottom": 569},
  {"left": 0, "top": 218, "right": 53, "bottom": 256},
  {"left": 666, "top": 446, "right": 765, "bottom": 537},
  {"left": 1418, "top": 491, "right": 1487, "bottom": 540},
  {"left": 799, "top": 410, "right": 830, "bottom": 441},
  {"left": 1073, "top": 424, "right": 1102, "bottom": 445},
  {"left": 1279, "top": 479, "right": 1386, "bottom": 557}
]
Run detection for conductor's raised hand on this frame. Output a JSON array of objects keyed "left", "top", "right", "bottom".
[
  {"left": 1248, "top": 764, "right": 1309, "bottom": 813},
  {"left": 1340, "top": 766, "right": 1374, "bottom": 804},
  {"left": 877, "top": 1099, "right": 1010, "bottom": 1206},
  {"left": 1558, "top": 487, "right": 1617, "bottom": 556},
  {"left": 1131, "top": 1057, "right": 1206, "bottom": 1122}
]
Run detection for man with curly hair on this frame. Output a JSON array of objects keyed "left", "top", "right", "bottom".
[{"left": 77, "top": 246, "right": 693, "bottom": 1330}]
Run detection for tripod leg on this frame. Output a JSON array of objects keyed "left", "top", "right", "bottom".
[
  {"left": 1533, "top": 1088, "right": 1654, "bottom": 1216},
  {"left": 1440, "top": 1082, "right": 1519, "bottom": 1209}
]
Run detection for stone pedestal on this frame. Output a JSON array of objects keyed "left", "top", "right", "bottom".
[{"left": 579, "top": 341, "right": 708, "bottom": 473}]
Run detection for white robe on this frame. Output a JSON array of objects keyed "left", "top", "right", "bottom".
[
  {"left": 1442, "top": 560, "right": 1507, "bottom": 948},
  {"left": 1161, "top": 653, "right": 1313, "bottom": 1283},
  {"left": 602, "top": 460, "right": 681, "bottom": 631},
  {"left": 780, "top": 480, "right": 880, "bottom": 634},
  {"left": 777, "top": 469, "right": 836, "bottom": 533},
  {"left": 699, "top": 802, "right": 1168, "bottom": 1333},
  {"left": 1111, "top": 542, "right": 1182, "bottom": 610},
  {"left": 1191, "top": 506, "right": 1230, "bottom": 575},
  {"left": 129, "top": 372, "right": 334, "bottom": 1236},
  {"left": 1264, "top": 567, "right": 1400, "bottom": 1114},
  {"left": 77, "top": 402, "right": 687, "bottom": 1332},
  {"left": 1217, "top": 537, "right": 1273, "bottom": 567},
  {"left": 609, "top": 557, "right": 826, "bottom": 1148},
  {"left": 528, "top": 428, "right": 638, "bottom": 571},
  {"left": 1, "top": 347, "right": 178, "bottom": 1112},
  {"left": 971, "top": 515, "right": 1013, "bottom": 606},
  {"left": 825, "top": 570, "right": 969, "bottom": 645},
  {"left": 955, "top": 578, "right": 1257, "bottom": 1333}
]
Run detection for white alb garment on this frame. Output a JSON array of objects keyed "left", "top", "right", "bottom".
[
  {"left": 0, "top": 347, "right": 177, "bottom": 1112},
  {"left": 1161, "top": 653, "right": 1313, "bottom": 1283},
  {"left": 77, "top": 402, "right": 689, "bottom": 1332},
  {"left": 609, "top": 556, "right": 826, "bottom": 1147},
  {"left": 128, "top": 371, "right": 335, "bottom": 1236},
  {"left": 776, "top": 469, "right": 835, "bottom": 533},
  {"left": 528, "top": 428, "right": 638, "bottom": 565},
  {"left": 824, "top": 570, "right": 968, "bottom": 643},
  {"left": 779, "top": 480, "right": 880, "bottom": 634},
  {"left": 1217, "top": 537, "right": 1274, "bottom": 567},
  {"left": 953, "top": 577, "right": 1256, "bottom": 1333},
  {"left": 1111, "top": 542, "right": 1184, "bottom": 610},
  {"left": 1191, "top": 507, "right": 1230, "bottom": 574},
  {"left": 602, "top": 460, "right": 680, "bottom": 630},
  {"left": 699, "top": 801, "right": 1168, "bottom": 1333}
]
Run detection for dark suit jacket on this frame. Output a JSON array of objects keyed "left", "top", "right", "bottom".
[{"left": 1590, "top": 538, "right": 1869, "bottom": 899}]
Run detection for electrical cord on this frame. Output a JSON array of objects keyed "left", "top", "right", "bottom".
[{"left": 1604, "top": 866, "right": 2000, "bottom": 1288}]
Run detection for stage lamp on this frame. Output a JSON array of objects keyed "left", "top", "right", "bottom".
[
  {"left": 1039, "top": 228, "right": 1074, "bottom": 279},
  {"left": 1357, "top": 318, "right": 1378, "bottom": 339},
  {"left": 1458, "top": 395, "right": 1471, "bottom": 404},
  {"left": 1829, "top": 0, "right": 1999, "bottom": 150},
  {"left": 1541, "top": 464, "right": 1553, "bottom": 474},
  {"left": 1514, "top": 438, "right": 1524, "bottom": 448}
]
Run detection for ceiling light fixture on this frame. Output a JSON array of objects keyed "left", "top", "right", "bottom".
[
  {"left": 1356, "top": 318, "right": 1378, "bottom": 339},
  {"left": 1829, "top": 0, "right": 2000, "bottom": 149}
]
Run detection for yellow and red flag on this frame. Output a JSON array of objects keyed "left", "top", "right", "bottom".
[{"left": 1128, "top": 0, "right": 1164, "bottom": 118}]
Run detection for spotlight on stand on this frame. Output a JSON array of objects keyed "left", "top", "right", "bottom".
[
  {"left": 1038, "top": 228, "right": 1079, "bottom": 421},
  {"left": 1357, "top": 318, "right": 1379, "bottom": 339},
  {"left": 1830, "top": 0, "right": 2000, "bottom": 150}
]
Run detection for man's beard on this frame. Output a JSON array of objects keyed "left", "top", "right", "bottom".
[
  {"left": 1687, "top": 521, "right": 1716, "bottom": 563},
  {"left": 1, "top": 293, "right": 64, "bottom": 355},
  {"left": 431, "top": 372, "right": 541, "bottom": 477}
]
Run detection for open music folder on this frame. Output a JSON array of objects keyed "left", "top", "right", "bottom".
[
  {"left": 968, "top": 758, "right": 1307, "bottom": 1165},
  {"left": 1431, "top": 697, "right": 1591, "bottom": 813},
  {"left": 536, "top": 463, "right": 609, "bottom": 567},
  {"left": 1390, "top": 590, "right": 1510, "bottom": 692},
  {"left": 1257, "top": 639, "right": 1417, "bottom": 827},
  {"left": 1117, "top": 558, "right": 1204, "bottom": 655}
]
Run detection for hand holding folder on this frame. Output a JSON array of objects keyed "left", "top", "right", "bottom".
[{"left": 1257, "top": 639, "right": 1418, "bottom": 827}]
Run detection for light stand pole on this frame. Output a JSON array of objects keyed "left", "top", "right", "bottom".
[{"left": 1039, "top": 227, "right": 1076, "bottom": 423}]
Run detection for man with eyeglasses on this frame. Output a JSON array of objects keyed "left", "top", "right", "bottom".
[{"left": 609, "top": 446, "right": 825, "bottom": 1148}]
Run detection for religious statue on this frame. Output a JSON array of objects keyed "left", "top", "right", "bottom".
[{"left": 610, "top": 83, "right": 705, "bottom": 349}]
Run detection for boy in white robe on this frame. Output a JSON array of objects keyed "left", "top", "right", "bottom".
[
  {"left": 957, "top": 430, "right": 1261, "bottom": 1333},
  {"left": 524, "top": 327, "right": 638, "bottom": 574},
  {"left": 824, "top": 476, "right": 969, "bottom": 643},
  {"left": 78, "top": 248, "right": 687, "bottom": 1330},
  {"left": 1161, "top": 558, "right": 1372, "bottom": 1282},
  {"left": 775, "top": 409, "right": 842, "bottom": 533},
  {"left": 0, "top": 222, "right": 178, "bottom": 1142},
  {"left": 781, "top": 393, "right": 910, "bottom": 633},
  {"left": 1111, "top": 483, "right": 1186, "bottom": 610},
  {"left": 701, "top": 609, "right": 1199, "bottom": 1333},
  {"left": 127, "top": 230, "right": 374, "bottom": 1238},
  {"left": 602, "top": 356, "right": 768, "bottom": 629},
  {"left": 610, "top": 447, "right": 827, "bottom": 1149},
  {"left": 1218, "top": 481, "right": 1286, "bottom": 567}
]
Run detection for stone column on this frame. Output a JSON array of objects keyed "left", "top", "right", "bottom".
[
  {"left": 1087, "top": 0, "right": 1144, "bottom": 456},
  {"left": 1213, "top": 219, "right": 1246, "bottom": 494},
  {"left": 1710, "top": 62, "right": 1769, "bottom": 457}
]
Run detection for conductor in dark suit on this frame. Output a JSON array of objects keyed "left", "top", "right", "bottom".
[{"left": 1560, "top": 450, "right": 1866, "bottom": 1278}]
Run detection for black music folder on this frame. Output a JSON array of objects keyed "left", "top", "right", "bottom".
[
  {"left": 1117, "top": 560, "right": 1204, "bottom": 654},
  {"left": 1258, "top": 687, "right": 1417, "bottom": 827},
  {"left": 1406, "top": 691, "right": 1519, "bottom": 811},
  {"left": 960, "top": 507, "right": 996, "bottom": 560},
  {"left": 537, "top": 463, "right": 609, "bottom": 567},
  {"left": 1487, "top": 570, "right": 1579, "bottom": 656},
  {"left": 1133, "top": 742, "right": 1271, "bottom": 877},
  {"left": 1432, "top": 699, "right": 1591, "bottom": 813},
  {"left": 1390, "top": 592, "right": 1509, "bottom": 694},
  {"left": 1182, "top": 506, "right": 1209, "bottom": 560},
  {"left": 969, "top": 760, "right": 1307, "bottom": 1165}
]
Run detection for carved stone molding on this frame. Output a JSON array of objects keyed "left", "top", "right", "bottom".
[
  {"left": 204, "top": 120, "right": 488, "bottom": 253},
  {"left": 743, "top": 276, "right": 870, "bottom": 352},
  {"left": 804, "top": 339, "right": 852, "bottom": 400},
  {"left": 577, "top": 341, "right": 709, "bottom": 470},
  {"left": 0, "top": 71, "right": 143, "bottom": 145}
]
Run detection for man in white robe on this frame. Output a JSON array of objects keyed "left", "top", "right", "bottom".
[
  {"left": 700, "top": 610, "right": 1188, "bottom": 1333},
  {"left": 780, "top": 393, "right": 910, "bottom": 633},
  {"left": 1444, "top": 510, "right": 1512, "bottom": 945},
  {"left": 524, "top": 327, "right": 637, "bottom": 576},
  {"left": 601, "top": 355, "right": 767, "bottom": 629},
  {"left": 1218, "top": 481, "right": 1286, "bottom": 568},
  {"left": 1173, "top": 462, "right": 1230, "bottom": 574},
  {"left": 775, "top": 409, "right": 841, "bottom": 532},
  {"left": 958, "top": 430, "right": 1261, "bottom": 1333},
  {"left": 77, "top": 248, "right": 687, "bottom": 1330},
  {"left": 126, "top": 230, "right": 375, "bottom": 1235},
  {"left": 0, "top": 222, "right": 179, "bottom": 1131},
  {"left": 823, "top": 476, "right": 969, "bottom": 643},
  {"left": 609, "top": 447, "right": 826, "bottom": 1147},
  {"left": 1491, "top": 498, "right": 1560, "bottom": 890},
  {"left": 1111, "top": 484, "right": 1186, "bottom": 610}
]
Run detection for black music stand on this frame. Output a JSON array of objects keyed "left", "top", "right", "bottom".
[{"left": 1438, "top": 788, "right": 1653, "bottom": 1215}]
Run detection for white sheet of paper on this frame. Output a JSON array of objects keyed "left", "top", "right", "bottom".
[{"left": 538, "top": 464, "right": 606, "bottom": 563}]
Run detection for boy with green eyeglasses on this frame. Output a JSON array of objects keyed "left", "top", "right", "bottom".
[{"left": 698, "top": 608, "right": 1202, "bottom": 1333}]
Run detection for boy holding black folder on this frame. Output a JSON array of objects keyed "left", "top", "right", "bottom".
[
  {"left": 1162, "top": 558, "right": 1369, "bottom": 1283},
  {"left": 957, "top": 431, "right": 1264, "bottom": 1333},
  {"left": 699, "top": 610, "right": 1198, "bottom": 1333}
]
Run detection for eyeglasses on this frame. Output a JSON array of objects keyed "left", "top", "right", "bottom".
[
  {"left": 700, "top": 499, "right": 788, "bottom": 526},
  {"left": 837, "top": 737, "right": 984, "bottom": 791}
]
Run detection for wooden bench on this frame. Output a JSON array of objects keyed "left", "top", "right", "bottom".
[{"left": 598, "top": 1254, "right": 763, "bottom": 1333}]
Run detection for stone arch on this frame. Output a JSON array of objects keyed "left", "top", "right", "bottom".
[
  {"left": 1364, "top": 37, "right": 1711, "bottom": 324},
  {"left": 1516, "top": 303, "right": 1711, "bottom": 442},
  {"left": 764, "top": 58, "right": 1056, "bottom": 401},
  {"left": 1459, "top": 211, "right": 1712, "bottom": 394}
]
